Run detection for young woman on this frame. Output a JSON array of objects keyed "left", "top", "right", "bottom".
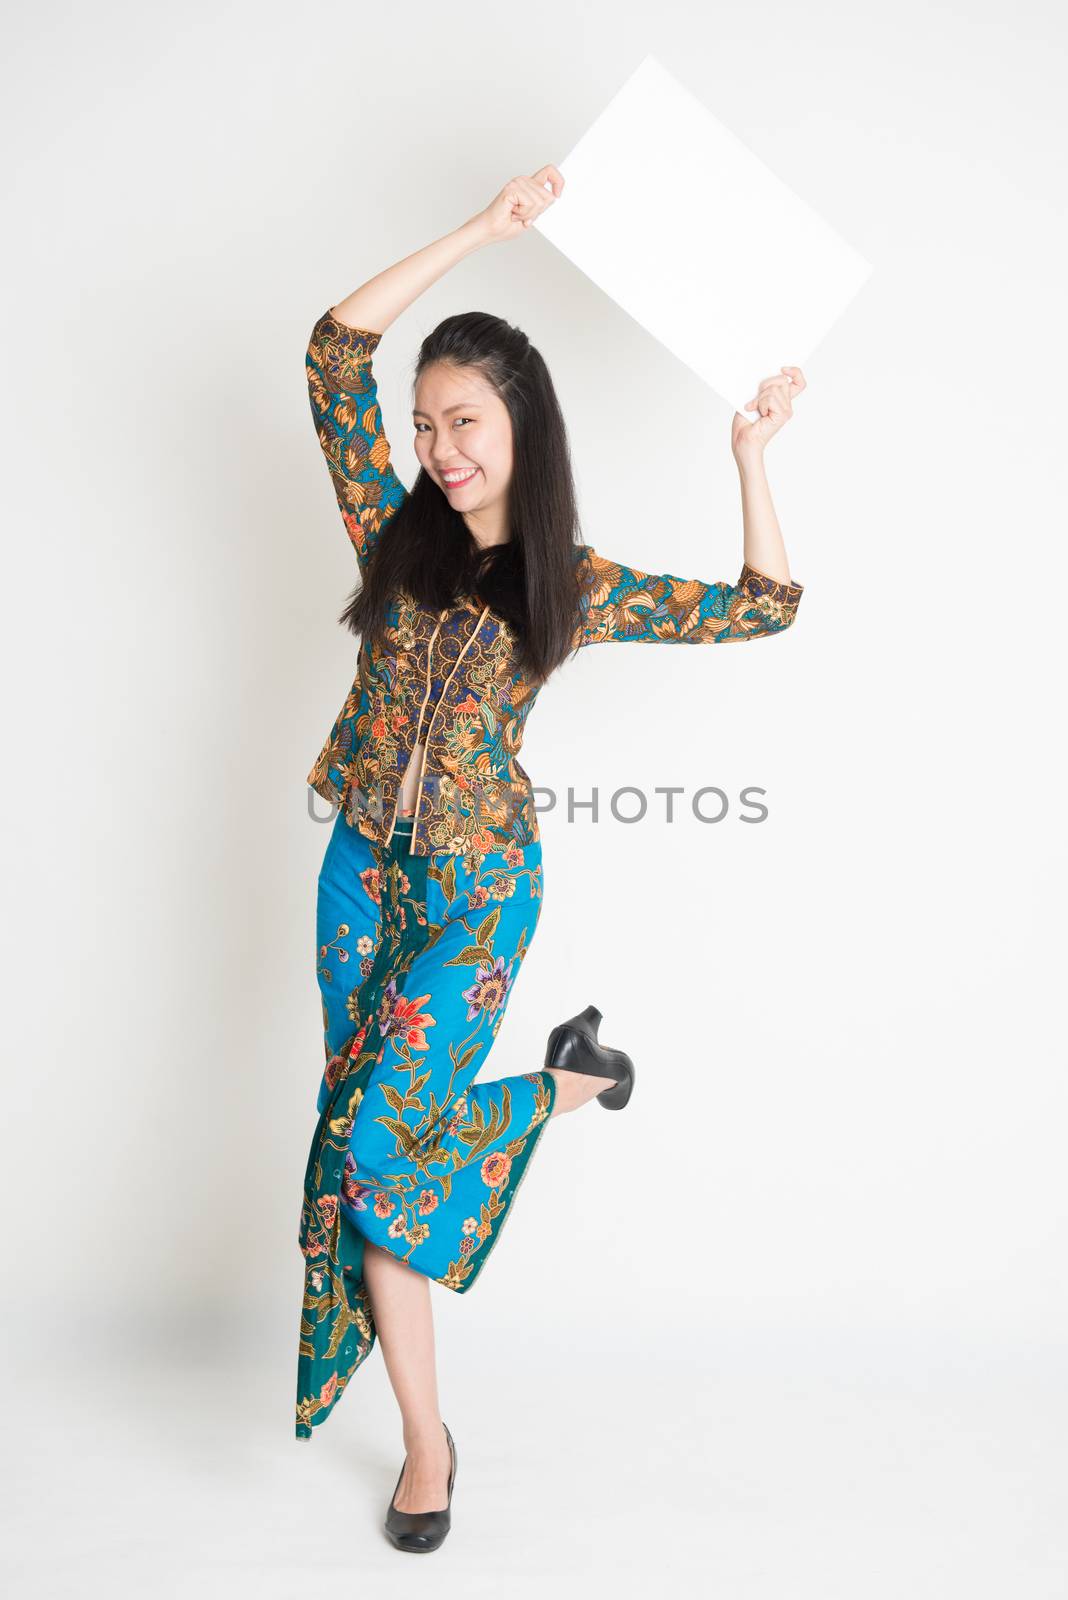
[{"left": 295, "top": 164, "right": 806, "bottom": 1553}]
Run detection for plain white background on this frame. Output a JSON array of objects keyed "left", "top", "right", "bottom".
[{"left": 3, "top": 2, "right": 1065, "bottom": 1595}]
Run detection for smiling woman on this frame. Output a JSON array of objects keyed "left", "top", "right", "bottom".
[
  {"left": 323, "top": 298, "right": 587, "bottom": 689},
  {"left": 296, "top": 164, "right": 805, "bottom": 1555},
  {"left": 410, "top": 360, "right": 513, "bottom": 526}
]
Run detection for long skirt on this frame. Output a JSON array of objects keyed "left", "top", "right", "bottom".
[{"left": 295, "top": 807, "right": 558, "bottom": 1440}]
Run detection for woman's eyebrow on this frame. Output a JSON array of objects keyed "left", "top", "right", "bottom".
[{"left": 412, "top": 402, "right": 482, "bottom": 418}]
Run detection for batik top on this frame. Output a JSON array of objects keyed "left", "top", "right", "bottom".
[{"left": 304, "top": 310, "right": 805, "bottom": 857}]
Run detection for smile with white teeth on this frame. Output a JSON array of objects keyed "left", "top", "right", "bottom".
[{"left": 442, "top": 467, "right": 478, "bottom": 485}]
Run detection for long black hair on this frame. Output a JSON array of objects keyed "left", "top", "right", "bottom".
[{"left": 339, "top": 311, "right": 587, "bottom": 685}]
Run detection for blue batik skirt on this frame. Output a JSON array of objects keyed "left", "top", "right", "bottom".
[{"left": 295, "top": 807, "right": 557, "bottom": 1439}]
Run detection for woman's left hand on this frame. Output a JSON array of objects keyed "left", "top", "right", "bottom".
[{"left": 731, "top": 367, "right": 806, "bottom": 459}]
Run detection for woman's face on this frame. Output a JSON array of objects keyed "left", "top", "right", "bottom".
[{"left": 412, "top": 361, "right": 514, "bottom": 538}]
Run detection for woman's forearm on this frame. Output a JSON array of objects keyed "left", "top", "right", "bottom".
[
  {"left": 737, "top": 454, "right": 795, "bottom": 586},
  {"left": 329, "top": 218, "right": 488, "bottom": 334}
]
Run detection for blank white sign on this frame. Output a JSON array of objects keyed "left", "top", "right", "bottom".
[{"left": 533, "top": 55, "right": 872, "bottom": 418}]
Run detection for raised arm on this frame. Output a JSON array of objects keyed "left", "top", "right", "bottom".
[
  {"left": 305, "top": 312, "right": 408, "bottom": 574},
  {"left": 572, "top": 545, "right": 804, "bottom": 647}
]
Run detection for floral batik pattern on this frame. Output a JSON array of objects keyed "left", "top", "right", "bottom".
[
  {"left": 295, "top": 811, "right": 556, "bottom": 1440},
  {"left": 303, "top": 310, "right": 806, "bottom": 858}
]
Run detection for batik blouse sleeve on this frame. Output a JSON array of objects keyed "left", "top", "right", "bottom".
[
  {"left": 305, "top": 310, "right": 408, "bottom": 573},
  {"left": 571, "top": 544, "right": 804, "bottom": 647}
]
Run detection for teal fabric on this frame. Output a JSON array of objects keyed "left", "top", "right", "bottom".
[{"left": 296, "top": 808, "right": 556, "bottom": 1439}]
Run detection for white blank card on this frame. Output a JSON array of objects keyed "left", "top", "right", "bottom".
[{"left": 532, "top": 55, "right": 872, "bottom": 418}]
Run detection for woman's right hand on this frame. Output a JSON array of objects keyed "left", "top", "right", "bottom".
[{"left": 469, "top": 166, "right": 564, "bottom": 245}]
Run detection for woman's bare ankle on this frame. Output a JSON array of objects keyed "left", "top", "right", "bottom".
[
  {"left": 547, "top": 1067, "right": 602, "bottom": 1116},
  {"left": 402, "top": 1415, "right": 448, "bottom": 1455}
]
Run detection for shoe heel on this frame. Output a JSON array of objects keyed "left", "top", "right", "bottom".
[
  {"left": 543, "top": 1009, "right": 636, "bottom": 1112},
  {"left": 596, "top": 1064, "right": 634, "bottom": 1110}
]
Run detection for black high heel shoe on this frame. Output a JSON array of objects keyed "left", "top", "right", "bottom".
[
  {"left": 384, "top": 1420, "right": 457, "bottom": 1553},
  {"left": 543, "top": 1004, "right": 635, "bottom": 1110}
]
